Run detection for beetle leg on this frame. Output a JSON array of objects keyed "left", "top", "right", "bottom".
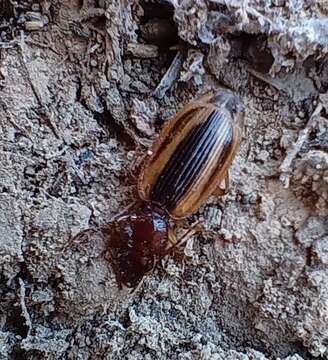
[
  {"left": 129, "top": 276, "right": 146, "bottom": 294},
  {"left": 221, "top": 171, "right": 230, "bottom": 194},
  {"left": 60, "top": 228, "right": 98, "bottom": 255},
  {"left": 168, "top": 228, "right": 177, "bottom": 246},
  {"left": 106, "top": 202, "right": 137, "bottom": 223},
  {"left": 213, "top": 171, "right": 230, "bottom": 196},
  {"left": 165, "top": 221, "right": 201, "bottom": 254},
  {"left": 105, "top": 249, "right": 125, "bottom": 290},
  {"left": 128, "top": 148, "right": 147, "bottom": 181}
]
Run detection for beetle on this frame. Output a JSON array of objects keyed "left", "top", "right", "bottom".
[
  {"left": 111, "top": 89, "right": 245, "bottom": 286},
  {"left": 74, "top": 89, "right": 245, "bottom": 288}
]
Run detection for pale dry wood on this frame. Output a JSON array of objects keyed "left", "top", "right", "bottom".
[
  {"left": 153, "top": 52, "right": 183, "bottom": 99},
  {"left": 280, "top": 102, "right": 323, "bottom": 188}
]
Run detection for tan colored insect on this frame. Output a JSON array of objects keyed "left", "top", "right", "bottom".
[{"left": 138, "top": 89, "right": 245, "bottom": 219}]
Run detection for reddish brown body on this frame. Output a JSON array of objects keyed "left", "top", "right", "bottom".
[{"left": 106, "top": 205, "right": 168, "bottom": 287}]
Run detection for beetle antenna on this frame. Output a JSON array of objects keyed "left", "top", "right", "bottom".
[{"left": 107, "top": 201, "right": 137, "bottom": 223}]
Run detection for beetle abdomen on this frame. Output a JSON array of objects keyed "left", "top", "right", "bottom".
[{"left": 151, "top": 110, "right": 233, "bottom": 211}]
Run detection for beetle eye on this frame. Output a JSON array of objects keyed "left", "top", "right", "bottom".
[{"left": 226, "top": 96, "right": 245, "bottom": 116}]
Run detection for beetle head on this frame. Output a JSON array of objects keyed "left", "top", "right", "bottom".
[{"left": 211, "top": 89, "right": 245, "bottom": 132}]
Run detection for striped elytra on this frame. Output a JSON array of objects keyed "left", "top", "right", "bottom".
[{"left": 138, "top": 89, "right": 245, "bottom": 219}]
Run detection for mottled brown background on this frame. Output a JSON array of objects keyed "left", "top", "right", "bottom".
[{"left": 0, "top": 0, "right": 327, "bottom": 359}]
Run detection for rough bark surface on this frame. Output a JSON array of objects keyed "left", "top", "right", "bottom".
[{"left": 0, "top": 0, "right": 328, "bottom": 359}]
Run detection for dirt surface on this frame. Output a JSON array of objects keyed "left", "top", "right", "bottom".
[{"left": 0, "top": 0, "right": 328, "bottom": 359}]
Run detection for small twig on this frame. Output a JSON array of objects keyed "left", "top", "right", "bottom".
[
  {"left": 247, "top": 68, "right": 283, "bottom": 91},
  {"left": 279, "top": 102, "right": 323, "bottom": 188},
  {"left": 25, "top": 38, "right": 60, "bottom": 55},
  {"left": 129, "top": 276, "right": 146, "bottom": 294},
  {"left": 1, "top": 38, "right": 59, "bottom": 55},
  {"left": 18, "top": 31, "right": 60, "bottom": 139},
  {"left": 43, "top": 112, "right": 60, "bottom": 139},
  {"left": 7, "top": 115, "right": 32, "bottom": 139},
  {"left": 0, "top": 40, "right": 17, "bottom": 48},
  {"left": 18, "top": 278, "right": 32, "bottom": 336},
  {"left": 153, "top": 52, "right": 184, "bottom": 99}
]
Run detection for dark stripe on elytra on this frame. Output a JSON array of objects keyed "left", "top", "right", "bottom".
[
  {"left": 152, "top": 111, "right": 213, "bottom": 197},
  {"left": 169, "top": 113, "right": 225, "bottom": 204},
  {"left": 170, "top": 114, "right": 232, "bottom": 207},
  {"left": 150, "top": 108, "right": 197, "bottom": 165},
  {"left": 150, "top": 110, "right": 232, "bottom": 210},
  {"left": 151, "top": 111, "right": 218, "bottom": 205}
]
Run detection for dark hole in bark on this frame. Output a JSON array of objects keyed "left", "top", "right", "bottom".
[
  {"left": 91, "top": 13, "right": 106, "bottom": 31},
  {"left": 75, "top": 78, "right": 82, "bottom": 104},
  {"left": 0, "top": 0, "right": 16, "bottom": 20},
  {"left": 94, "top": 110, "right": 135, "bottom": 149},
  {"left": 229, "top": 33, "right": 274, "bottom": 74},
  {"left": 138, "top": 1, "right": 178, "bottom": 47},
  {"left": 140, "top": 1, "right": 174, "bottom": 21},
  {"left": 4, "top": 306, "right": 29, "bottom": 337},
  {"left": 77, "top": 0, "right": 84, "bottom": 9},
  {"left": 290, "top": 341, "right": 319, "bottom": 360},
  {"left": 11, "top": 347, "right": 28, "bottom": 360},
  {"left": 318, "top": 55, "right": 328, "bottom": 93}
]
